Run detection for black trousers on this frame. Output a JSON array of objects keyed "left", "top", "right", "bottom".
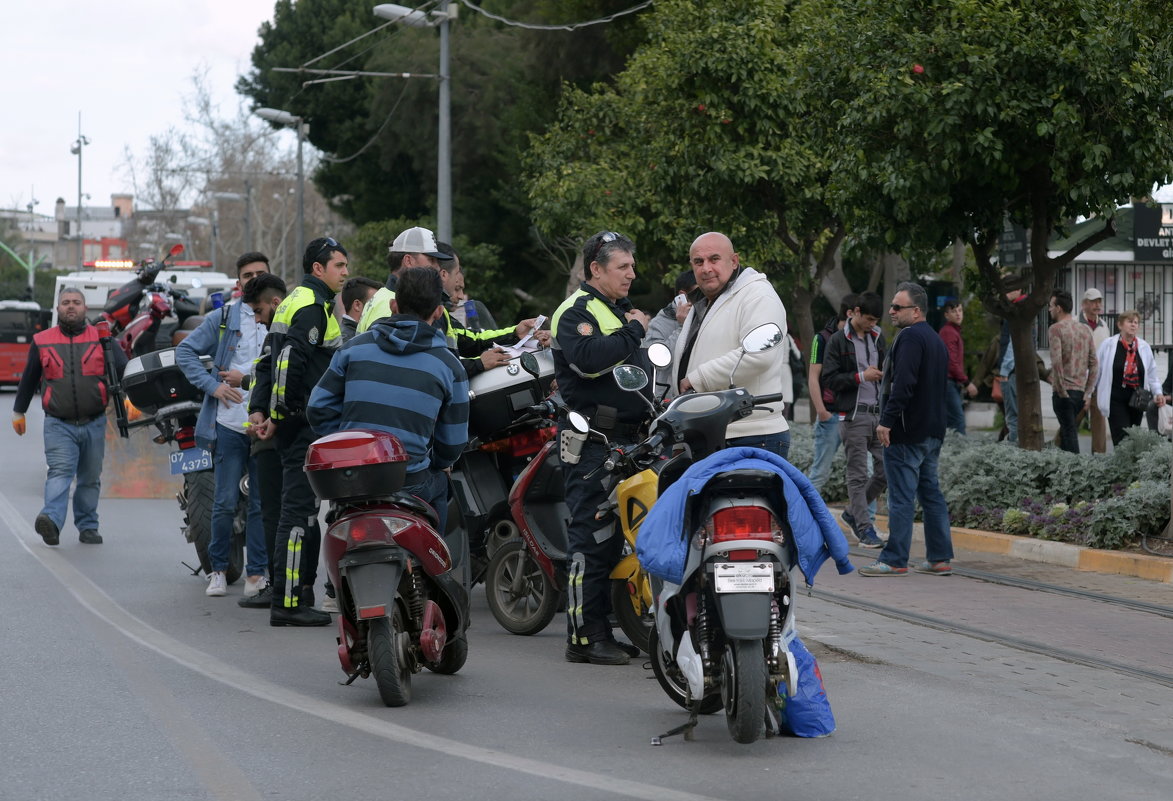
[
  {"left": 1107, "top": 397, "right": 1144, "bottom": 446},
  {"left": 271, "top": 420, "right": 321, "bottom": 609},
  {"left": 561, "top": 435, "right": 624, "bottom": 646},
  {"left": 252, "top": 443, "right": 283, "bottom": 584}
]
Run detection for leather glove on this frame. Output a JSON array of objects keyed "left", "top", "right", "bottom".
[{"left": 12, "top": 413, "right": 26, "bottom": 436}]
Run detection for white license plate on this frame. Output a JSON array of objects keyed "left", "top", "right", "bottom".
[
  {"left": 713, "top": 562, "right": 775, "bottom": 594},
  {"left": 169, "top": 447, "right": 212, "bottom": 475}
]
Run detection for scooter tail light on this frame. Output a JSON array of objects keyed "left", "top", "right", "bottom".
[
  {"left": 328, "top": 515, "right": 411, "bottom": 547},
  {"left": 711, "top": 507, "right": 775, "bottom": 542}
]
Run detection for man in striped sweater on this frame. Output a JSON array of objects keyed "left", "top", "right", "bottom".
[{"left": 307, "top": 267, "right": 470, "bottom": 538}]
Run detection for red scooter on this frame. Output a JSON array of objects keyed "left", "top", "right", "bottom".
[
  {"left": 101, "top": 243, "right": 205, "bottom": 358},
  {"left": 306, "top": 429, "right": 470, "bottom": 707}
]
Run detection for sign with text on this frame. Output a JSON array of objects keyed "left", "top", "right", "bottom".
[
  {"left": 998, "top": 219, "right": 1030, "bottom": 266},
  {"left": 1134, "top": 203, "right": 1173, "bottom": 261}
]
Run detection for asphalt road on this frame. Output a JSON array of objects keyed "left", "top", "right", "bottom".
[{"left": 1, "top": 403, "right": 1170, "bottom": 801}]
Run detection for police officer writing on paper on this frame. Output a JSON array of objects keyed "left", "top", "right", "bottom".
[
  {"left": 248, "top": 237, "right": 349, "bottom": 627},
  {"left": 675, "top": 231, "right": 791, "bottom": 457},
  {"left": 13, "top": 287, "right": 127, "bottom": 546},
  {"left": 550, "top": 231, "right": 651, "bottom": 666}
]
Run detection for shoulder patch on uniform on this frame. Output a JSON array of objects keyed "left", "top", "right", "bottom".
[
  {"left": 577, "top": 322, "right": 594, "bottom": 336},
  {"left": 308, "top": 326, "right": 319, "bottom": 345}
]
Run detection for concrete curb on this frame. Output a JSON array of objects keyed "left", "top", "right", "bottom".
[{"left": 835, "top": 509, "right": 1173, "bottom": 583}]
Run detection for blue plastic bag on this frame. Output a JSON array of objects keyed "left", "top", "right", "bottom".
[{"left": 779, "top": 636, "right": 836, "bottom": 737}]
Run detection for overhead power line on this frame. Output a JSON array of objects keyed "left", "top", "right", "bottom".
[{"left": 458, "top": 0, "right": 654, "bottom": 31}]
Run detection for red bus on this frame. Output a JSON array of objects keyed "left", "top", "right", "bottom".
[{"left": 0, "top": 300, "right": 53, "bottom": 386}]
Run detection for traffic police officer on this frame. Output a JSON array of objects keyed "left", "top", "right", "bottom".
[
  {"left": 550, "top": 231, "right": 651, "bottom": 665},
  {"left": 248, "top": 237, "right": 348, "bottom": 627}
]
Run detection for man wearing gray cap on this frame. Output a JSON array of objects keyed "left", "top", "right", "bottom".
[{"left": 1080, "top": 287, "right": 1110, "bottom": 452}]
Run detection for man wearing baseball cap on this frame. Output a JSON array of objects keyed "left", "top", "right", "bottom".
[
  {"left": 358, "top": 225, "right": 542, "bottom": 377},
  {"left": 1080, "top": 287, "right": 1110, "bottom": 452}
]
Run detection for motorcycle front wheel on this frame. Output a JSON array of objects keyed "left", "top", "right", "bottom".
[
  {"left": 648, "top": 629, "right": 722, "bottom": 714},
  {"left": 722, "top": 639, "right": 768, "bottom": 744},
  {"left": 368, "top": 609, "right": 412, "bottom": 707},
  {"left": 484, "top": 540, "right": 561, "bottom": 635},
  {"left": 609, "top": 577, "right": 653, "bottom": 656}
]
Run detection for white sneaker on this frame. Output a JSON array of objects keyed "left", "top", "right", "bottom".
[
  {"left": 243, "top": 575, "right": 268, "bottom": 598},
  {"left": 206, "top": 571, "right": 227, "bottom": 597},
  {"left": 321, "top": 594, "right": 340, "bottom": 614}
]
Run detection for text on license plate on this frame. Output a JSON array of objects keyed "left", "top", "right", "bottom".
[
  {"left": 713, "top": 562, "right": 775, "bottom": 594},
  {"left": 170, "top": 448, "right": 213, "bottom": 475}
]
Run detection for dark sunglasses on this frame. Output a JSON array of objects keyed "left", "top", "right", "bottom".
[
  {"left": 890, "top": 303, "right": 916, "bottom": 311},
  {"left": 314, "top": 237, "right": 340, "bottom": 265}
]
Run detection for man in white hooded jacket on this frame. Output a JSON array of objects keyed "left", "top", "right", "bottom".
[{"left": 674, "top": 231, "right": 791, "bottom": 457}]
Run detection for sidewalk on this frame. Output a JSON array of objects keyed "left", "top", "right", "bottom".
[{"left": 835, "top": 510, "right": 1173, "bottom": 584}]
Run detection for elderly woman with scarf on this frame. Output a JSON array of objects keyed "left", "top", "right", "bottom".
[{"left": 1094, "top": 310, "right": 1166, "bottom": 446}]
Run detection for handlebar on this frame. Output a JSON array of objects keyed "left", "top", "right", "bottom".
[{"left": 753, "top": 392, "right": 784, "bottom": 405}]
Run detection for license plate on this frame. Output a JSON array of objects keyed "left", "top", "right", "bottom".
[
  {"left": 713, "top": 562, "right": 775, "bottom": 594},
  {"left": 169, "top": 447, "right": 213, "bottom": 475}
]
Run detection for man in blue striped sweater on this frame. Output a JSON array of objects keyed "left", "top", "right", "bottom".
[{"left": 307, "top": 267, "right": 469, "bottom": 538}]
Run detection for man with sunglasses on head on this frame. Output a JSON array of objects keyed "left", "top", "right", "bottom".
[
  {"left": 550, "top": 230, "right": 652, "bottom": 665},
  {"left": 248, "top": 236, "right": 348, "bottom": 627}
]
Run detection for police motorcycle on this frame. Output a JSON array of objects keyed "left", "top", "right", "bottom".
[
  {"left": 448, "top": 350, "right": 557, "bottom": 582},
  {"left": 589, "top": 323, "right": 846, "bottom": 744},
  {"left": 481, "top": 344, "right": 672, "bottom": 642},
  {"left": 102, "top": 259, "right": 246, "bottom": 584},
  {"left": 306, "top": 429, "right": 470, "bottom": 707}
]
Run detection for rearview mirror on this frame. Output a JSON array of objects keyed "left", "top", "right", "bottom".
[
  {"left": 613, "top": 364, "right": 649, "bottom": 392},
  {"left": 169, "top": 244, "right": 185, "bottom": 258},
  {"left": 742, "top": 323, "right": 783, "bottom": 354},
  {"left": 647, "top": 342, "right": 672, "bottom": 368},
  {"left": 567, "top": 411, "right": 590, "bottom": 434},
  {"left": 519, "top": 351, "right": 540, "bottom": 378}
]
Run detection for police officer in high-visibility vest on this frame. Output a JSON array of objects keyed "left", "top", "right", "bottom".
[
  {"left": 248, "top": 237, "right": 348, "bottom": 627},
  {"left": 550, "top": 231, "right": 652, "bottom": 665}
]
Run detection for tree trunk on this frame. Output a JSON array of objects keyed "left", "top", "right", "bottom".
[
  {"left": 1008, "top": 311, "right": 1044, "bottom": 450},
  {"left": 790, "top": 285, "right": 815, "bottom": 363}
]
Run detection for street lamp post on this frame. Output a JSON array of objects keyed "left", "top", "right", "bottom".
[
  {"left": 373, "top": 3, "right": 455, "bottom": 242},
  {"left": 255, "top": 108, "right": 305, "bottom": 263},
  {"left": 69, "top": 112, "right": 90, "bottom": 267}
]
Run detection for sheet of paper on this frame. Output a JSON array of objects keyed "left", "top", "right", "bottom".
[{"left": 496, "top": 315, "right": 547, "bottom": 357}]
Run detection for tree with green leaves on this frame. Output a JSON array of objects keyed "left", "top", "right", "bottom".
[
  {"left": 526, "top": 0, "right": 846, "bottom": 353},
  {"left": 792, "top": 0, "right": 1173, "bottom": 449}
]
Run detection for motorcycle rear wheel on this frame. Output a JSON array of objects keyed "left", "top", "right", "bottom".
[
  {"left": 183, "top": 470, "right": 216, "bottom": 576},
  {"left": 648, "top": 629, "right": 722, "bottom": 714},
  {"left": 484, "top": 540, "right": 560, "bottom": 635},
  {"left": 609, "top": 578, "right": 653, "bottom": 656},
  {"left": 368, "top": 610, "right": 412, "bottom": 707},
  {"left": 722, "top": 639, "right": 768, "bottom": 744}
]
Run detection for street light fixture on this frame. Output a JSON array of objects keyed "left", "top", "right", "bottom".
[
  {"left": 373, "top": 3, "right": 456, "bottom": 242},
  {"left": 69, "top": 112, "right": 90, "bottom": 267},
  {"left": 256, "top": 107, "right": 306, "bottom": 264}
]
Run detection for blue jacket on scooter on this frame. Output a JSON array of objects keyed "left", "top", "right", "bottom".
[{"left": 636, "top": 446, "right": 854, "bottom": 586}]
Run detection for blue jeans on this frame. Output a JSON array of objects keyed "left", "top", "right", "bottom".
[
  {"left": 1002, "top": 372, "right": 1018, "bottom": 442},
  {"left": 1051, "top": 391, "right": 1083, "bottom": 454},
  {"left": 728, "top": 430, "right": 791, "bottom": 461},
  {"left": 42, "top": 415, "right": 107, "bottom": 532},
  {"left": 806, "top": 416, "right": 841, "bottom": 491},
  {"left": 210, "top": 425, "right": 266, "bottom": 575},
  {"left": 944, "top": 383, "right": 966, "bottom": 434},
  {"left": 879, "top": 438, "right": 953, "bottom": 568}
]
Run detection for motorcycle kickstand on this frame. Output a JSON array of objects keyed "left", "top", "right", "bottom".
[
  {"left": 651, "top": 704, "right": 700, "bottom": 746},
  {"left": 182, "top": 561, "right": 202, "bottom": 577},
  {"left": 339, "top": 662, "right": 368, "bottom": 686}
]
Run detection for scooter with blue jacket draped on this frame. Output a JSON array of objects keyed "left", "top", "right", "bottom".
[{"left": 614, "top": 323, "right": 853, "bottom": 744}]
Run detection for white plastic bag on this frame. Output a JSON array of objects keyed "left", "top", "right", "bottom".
[{"left": 1158, "top": 403, "right": 1173, "bottom": 437}]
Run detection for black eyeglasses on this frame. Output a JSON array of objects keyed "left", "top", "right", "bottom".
[
  {"left": 890, "top": 304, "right": 916, "bottom": 311},
  {"left": 588, "top": 231, "right": 621, "bottom": 264},
  {"left": 314, "top": 237, "right": 340, "bottom": 265}
]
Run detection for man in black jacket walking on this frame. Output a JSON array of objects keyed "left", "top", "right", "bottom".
[{"left": 861, "top": 282, "right": 954, "bottom": 577}]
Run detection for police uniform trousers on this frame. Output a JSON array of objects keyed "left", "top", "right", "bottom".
[{"left": 271, "top": 419, "right": 322, "bottom": 609}]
